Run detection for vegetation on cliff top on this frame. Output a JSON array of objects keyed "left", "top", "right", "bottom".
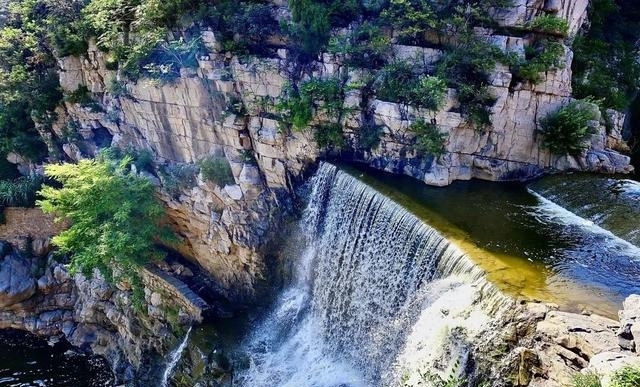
[{"left": 0, "top": 0, "right": 638, "bottom": 163}]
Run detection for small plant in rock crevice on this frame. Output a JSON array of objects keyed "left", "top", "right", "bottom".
[
  {"left": 611, "top": 366, "right": 640, "bottom": 387},
  {"left": 410, "top": 119, "right": 447, "bottom": 156},
  {"left": 570, "top": 372, "right": 602, "bottom": 387},
  {"left": 198, "top": 156, "right": 235, "bottom": 186}
]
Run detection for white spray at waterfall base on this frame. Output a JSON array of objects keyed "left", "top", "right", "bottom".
[
  {"left": 235, "top": 163, "right": 513, "bottom": 387},
  {"left": 160, "top": 326, "right": 192, "bottom": 387}
]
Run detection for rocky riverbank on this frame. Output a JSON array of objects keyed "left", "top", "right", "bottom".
[
  {"left": 0, "top": 229, "right": 207, "bottom": 385},
  {"left": 504, "top": 298, "right": 640, "bottom": 387}
]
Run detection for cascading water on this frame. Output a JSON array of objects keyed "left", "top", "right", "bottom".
[
  {"left": 529, "top": 175, "right": 640, "bottom": 246},
  {"left": 160, "top": 326, "right": 192, "bottom": 387},
  {"left": 234, "top": 163, "right": 512, "bottom": 387}
]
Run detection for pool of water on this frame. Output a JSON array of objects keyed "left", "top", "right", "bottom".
[
  {"left": 0, "top": 329, "right": 114, "bottom": 387},
  {"left": 343, "top": 164, "right": 640, "bottom": 317}
]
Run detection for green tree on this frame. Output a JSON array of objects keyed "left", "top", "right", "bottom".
[
  {"left": 37, "top": 157, "right": 172, "bottom": 284},
  {"left": 381, "top": 0, "right": 437, "bottom": 45},
  {"left": 538, "top": 99, "right": 599, "bottom": 155}
]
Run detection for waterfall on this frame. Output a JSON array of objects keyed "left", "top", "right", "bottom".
[
  {"left": 235, "top": 163, "right": 512, "bottom": 387},
  {"left": 160, "top": 326, "right": 192, "bottom": 387}
]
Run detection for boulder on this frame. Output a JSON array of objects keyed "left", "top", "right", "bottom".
[
  {"left": 0, "top": 253, "right": 37, "bottom": 307},
  {"left": 618, "top": 294, "right": 640, "bottom": 352},
  {"left": 588, "top": 351, "right": 640, "bottom": 387}
]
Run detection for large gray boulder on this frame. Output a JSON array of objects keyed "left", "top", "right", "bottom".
[{"left": 0, "top": 253, "right": 37, "bottom": 307}]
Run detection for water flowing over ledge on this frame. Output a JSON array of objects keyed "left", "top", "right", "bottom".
[
  {"left": 235, "top": 163, "right": 513, "bottom": 387},
  {"left": 160, "top": 326, "right": 192, "bottom": 387}
]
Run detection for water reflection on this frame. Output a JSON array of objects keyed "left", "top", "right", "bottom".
[{"left": 0, "top": 329, "right": 114, "bottom": 387}]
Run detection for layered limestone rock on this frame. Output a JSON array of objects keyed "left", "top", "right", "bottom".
[
  {"left": 490, "top": 298, "right": 640, "bottom": 387},
  {"left": 0, "top": 237, "right": 202, "bottom": 385},
  {"left": 48, "top": 0, "right": 631, "bottom": 315}
]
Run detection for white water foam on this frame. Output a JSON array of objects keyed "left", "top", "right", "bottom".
[
  {"left": 234, "top": 163, "right": 511, "bottom": 387},
  {"left": 160, "top": 326, "right": 192, "bottom": 387},
  {"left": 527, "top": 189, "right": 640, "bottom": 259}
]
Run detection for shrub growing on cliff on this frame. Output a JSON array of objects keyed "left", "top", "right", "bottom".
[
  {"left": 538, "top": 99, "right": 599, "bottom": 155},
  {"left": 328, "top": 22, "right": 391, "bottom": 69},
  {"left": 314, "top": 123, "right": 345, "bottom": 149},
  {"left": 381, "top": 0, "right": 437, "bottom": 45},
  {"left": 571, "top": 0, "right": 640, "bottom": 111},
  {"left": 375, "top": 61, "right": 447, "bottom": 111},
  {"left": 37, "top": 158, "right": 173, "bottom": 284},
  {"left": 570, "top": 372, "right": 601, "bottom": 387},
  {"left": 515, "top": 39, "right": 566, "bottom": 84},
  {"left": 278, "top": 77, "right": 346, "bottom": 130},
  {"left": 160, "top": 163, "right": 198, "bottom": 198},
  {"left": 410, "top": 119, "right": 446, "bottom": 156},
  {"left": 198, "top": 156, "right": 235, "bottom": 186},
  {"left": 527, "top": 15, "right": 570, "bottom": 37}
]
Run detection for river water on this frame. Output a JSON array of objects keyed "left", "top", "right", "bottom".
[
  {"left": 0, "top": 329, "right": 113, "bottom": 387},
  {"left": 1, "top": 165, "right": 639, "bottom": 385}
]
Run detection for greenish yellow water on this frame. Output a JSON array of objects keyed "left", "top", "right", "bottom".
[{"left": 343, "top": 164, "right": 640, "bottom": 318}]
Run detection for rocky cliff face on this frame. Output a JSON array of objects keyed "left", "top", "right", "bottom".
[
  {"left": 489, "top": 298, "right": 640, "bottom": 387},
  {"left": 2, "top": 1, "right": 634, "bottom": 384},
  {"left": 47, "top": 0, "right": 632, "bottom": 302},
  {"left": 0, "top": 210, "right": 205, "bottom": 385}
]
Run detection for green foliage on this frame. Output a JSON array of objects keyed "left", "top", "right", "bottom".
[
  {"left": 0, "top": 175, "right": 44, "bottom": 207},
  {"left": 328, "top": 22, "right": 391, "bottom": 68},
  {"left": 358, "top": 124, "right": 383, "bottom": 150},
  {"left": 107, "top": 79, "right": 128, "bottom": 98},
  {"left": 0, "top": 0, "right": 68, "bottom": 161},
  {"left": 231, "top": 3, "right": 280, "bottom": 50},
  {"left": 437, "top": 35, "right": 500, "bottom": 130},
  {"left": 381, "top": 0, "right": 437, "bottom": 45},
  {"left": 314, "top": 123, "right": 345, "bottom": 149},
  {"left": 410, "top": 119, "right": 447, "bottom": 156},
  {"left": 284, "top": 0, "right": 364, "bottom": 59},
  {"left": 611, "top": 366, "right": 640, "bottom": 387},
  {"left": 198, "top": 156, "right": 235, "bottom": 186},
  {"left": 570, "top": 372, "right": 602, "bottom": 387},
  {"left": 277, "top": 85, "right": 314, "bottom": 130},
  {"left": 106, "top": 146, "right": 155, "bottom": 172},
  {"left": 405, "top": 359, "right": 467, "bottom": 387},
  {"left": 160, "top": 163, "right": 198, "bottom": 198},
  {"left": 516, "top": 39, "right": 565, "bottom": 84},
  {"left": 284, "top": 0, "right": 331, "bottom": 60},
  {"left": 527, "top": 15, "right": 570, "bottom": 37},
  {"left": 140, "top": 37, "right": 204, "bottom": 82},
  {"left": 65, "top": 86, "right": 92, "bottom": 104},
  {"left": 37, "top": 158, "right": 171, "bottom": 284},
  {"left": 375, "top": 60, "right": 419, "bottom": 104},
  {"left": 538, "top": 99, "right": 599, "bottom": 155},
  {"left": 375, "top": 61, "right": 448, "bottom": 111},
  {"left": 572, "top": 0, "right": 640, "bottom": 110},
  {"left": 278, "top": 77, "right": 346, "bottom": 130},
  {"left": 82, "top": 0, "right": 220, "bottom": 79},
  {"left": 412, "top": 75, "right": 448, "bottom": 111},
  {"left": 131, "top": 148, "right": 155, "bottom": 172}
]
